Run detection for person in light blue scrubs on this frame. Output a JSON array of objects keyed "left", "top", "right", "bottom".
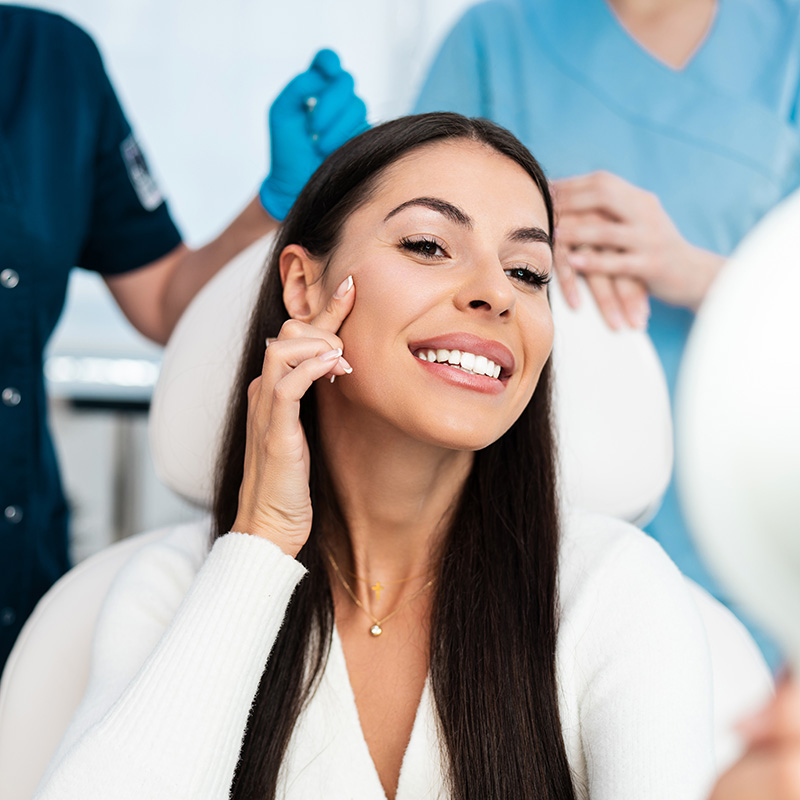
[{"left": 414, "top": 0, "right": 800, "bottom": 669}]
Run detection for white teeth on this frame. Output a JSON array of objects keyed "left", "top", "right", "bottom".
[{"left": 416, "top": 348, "right": 504, "bottom": 379}]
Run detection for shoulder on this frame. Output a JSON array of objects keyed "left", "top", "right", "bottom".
[
  {"left": 558, "top": 506, "right": 676, "bottom": 581},
  {"left": 556, "top": 507, "right": 699, "bottom": 632},
  {"left": 1, "top": 5, "right": 101, "bottom": 58},
  {"left": 448, "top": 0, "right": 525, "bottom": 40},
  {"left": 0, "top": 5, "right": 113, "bottom": 108}
]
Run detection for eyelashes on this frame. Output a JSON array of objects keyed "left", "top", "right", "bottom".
[
  {"left": 399, "top": 235, "right": 445, "bottom": 258},
  {"left": 398, "top": 236, "right": 551, "bottom": 289},
  {"left": 505, "top": 266, "right": 551, "bottom": 289}
]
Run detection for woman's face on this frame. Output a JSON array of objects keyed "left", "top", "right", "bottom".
[{"left": 309, "top": 139, "right": 554, "bottom": 451}]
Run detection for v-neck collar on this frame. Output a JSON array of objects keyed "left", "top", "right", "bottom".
[
  {"left": 325, "top": 625, "right": 446, "bottom": 799},
  {"left": 592, "top": 0, "right": 721, "bottom": 75},
  {"left": 521, "top": 0, "right": 799, "bottom": 182}
]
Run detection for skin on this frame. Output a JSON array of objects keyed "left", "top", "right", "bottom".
[
  {"left": 232, "top": 139, "right": 554, "bottom": 799},
  {"left": 105, "top": 197, "right": 278, "bottom": 344},
  {"left": 552, "top": 0, "right": 724, "bottom": 329},
  {"left": 710, "top": 675, "right": 800, "bottom": 800}
]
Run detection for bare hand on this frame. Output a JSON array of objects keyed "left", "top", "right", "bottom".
[
  {"left": 709, "top": 674, "right": 800, "bottom": 800},
  {"left": 231, "top": 275, "right": 356, "bottom": 556},
  {"left": 553, "top": 171, "right": 723, "bottom": 320}
]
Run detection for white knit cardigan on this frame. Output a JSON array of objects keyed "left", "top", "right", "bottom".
[{"left": 34, "top": 509, "right": 716, "bottom": 799}]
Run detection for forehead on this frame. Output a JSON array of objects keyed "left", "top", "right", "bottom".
[{"left": 365, "top": 139, "right": 550, "bottom": 232}]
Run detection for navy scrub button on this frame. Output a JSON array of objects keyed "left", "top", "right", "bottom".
[
  {"left": 4, "top": 505, "right": 23, "bottom": 523},
  {"left": 1, "top": 269, "right": 19, "bottom": 288},
  {"left": 2, "top": 387, "right": 21, "bottom": 406},
  {"left": 1, "top": 608, "right": 16, "bottom": 627}
]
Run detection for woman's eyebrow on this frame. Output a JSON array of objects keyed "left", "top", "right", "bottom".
[
  {"left": 509, "top": 226, "right": 553, "bottom": 250},
  {"left": 383, "top": 197, "right": 473, "bottom": 228}
]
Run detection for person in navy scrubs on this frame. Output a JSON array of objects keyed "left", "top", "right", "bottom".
[
  {"left": 414, "top": 0, "right": 800, "bottom": 668},
  {"left": 0, "top": 5, "right": 366, "bottom": 671}
]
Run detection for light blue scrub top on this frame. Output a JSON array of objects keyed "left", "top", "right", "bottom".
[{"left": 414, "top": 0, "right": 800, "bottom": 668}]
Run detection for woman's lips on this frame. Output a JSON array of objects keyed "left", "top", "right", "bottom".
[
  {"left": 407, "top": 333, "right": 515, "bottom": 395},
  {"left": 412, "top": 352, "right": 507, "bottom": 394},
  {"left": 407, "top": 333, "right": 515, "bottom": 377}
]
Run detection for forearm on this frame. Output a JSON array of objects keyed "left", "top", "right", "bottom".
[
  {"left": 161, "top": 196, "right": 278, "bottom": 336},
  {"left": 105, "top": 196, "right": 278, "bottom": 345},
  {"left": 35, "top": 532, "right": 306, "bottom": 800}
]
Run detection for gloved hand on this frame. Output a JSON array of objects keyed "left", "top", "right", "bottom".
[{"left": 260, "top": 49, "right": 369, "bottom": 221}]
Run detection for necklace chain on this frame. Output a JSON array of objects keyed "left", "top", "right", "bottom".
[{"left": 325, "top": 550, "right": 434, "bottom": 637}]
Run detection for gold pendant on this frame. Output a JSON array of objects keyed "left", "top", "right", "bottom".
[{"left": 370, "top": 624, "right": 383, "bottom": 637}]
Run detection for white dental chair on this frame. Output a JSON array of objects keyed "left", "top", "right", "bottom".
[{"left": 0, "top": 236, "right": 772, "bottom": 800}]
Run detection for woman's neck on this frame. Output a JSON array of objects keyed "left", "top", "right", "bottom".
[
  {"left": 606, "top": 0, "right": 718, "bottom": 70},
  {"left": 317, "top": 395, "right": 473, "bottom": 594}
]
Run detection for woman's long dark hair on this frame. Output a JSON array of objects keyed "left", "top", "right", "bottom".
[{"left": 213, "top": 113, "right": 575, "bottom": 799}]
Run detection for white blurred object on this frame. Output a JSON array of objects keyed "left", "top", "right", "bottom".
[{"left": 678, "top": 187, "right": 800, "bottom": 671}]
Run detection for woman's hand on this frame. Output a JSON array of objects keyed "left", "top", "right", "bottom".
[
  {"left": 231, "top": 275, "right": 356, "bottom": 557},
  {"left": 709, "top": 674, "right": 800, "bottom": 800},
  {"left": 552, "top": 171, "right": 724, "bottom": 324}
]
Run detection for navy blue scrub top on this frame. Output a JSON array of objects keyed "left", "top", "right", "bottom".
[{"left": 0, "top": 6, "right": 182, "bottom": 669}]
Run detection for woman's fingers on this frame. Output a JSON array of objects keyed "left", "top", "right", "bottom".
[
  {"left": 557, "top": 211, "right": 637, "bottom": 253},
  {"left": 584, "top": 273, "right": 649, "bottom": 330},
  {"left": 565, "top": 244, "right": 644, "bottom": 280},
  {"left": 310, "top": 273, "right": 356, "bottom": 333},
  {"left": 268, "top": 349, "right": 349, "bottom": 436},
  {"left": 584, "top": 274, "right": 627, "bottom": 330},
  {"left": 553, "top": 171, "right": 639, "bottom": 222},
  {"left": 553, "top": 239, "right": 581, "bottom": 309},
  {"left": 613, "top": 276, "right": 650, "bottom": 330}
]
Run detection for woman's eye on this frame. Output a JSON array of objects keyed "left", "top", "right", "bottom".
[
  {"left": 399, "top": 236, "right": 447, "bottom": 259},
  {"left": 505, "top": 265, "right": 551, "bottom": 289}
]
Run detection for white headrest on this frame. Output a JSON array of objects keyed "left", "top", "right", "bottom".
[{"left": 150, "top": 235, "right": 672, "bottom": 524}]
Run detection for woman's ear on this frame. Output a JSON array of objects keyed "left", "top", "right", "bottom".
[{"left": 279, "top": 245, "right": 322, "bottom": 322}]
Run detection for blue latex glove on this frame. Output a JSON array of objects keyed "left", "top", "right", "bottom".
[{"left": 260, "top": 49, "right": 369, "bottom": 221}]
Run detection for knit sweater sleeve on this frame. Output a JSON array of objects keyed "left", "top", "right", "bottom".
[
  {"left": 33, "top": 524, "right": 307, "bottom": 800},
  {"left": 557, "top": 510, "right": 717, "bottom": 800}
]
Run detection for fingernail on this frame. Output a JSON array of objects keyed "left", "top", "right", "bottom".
[
  {"left": 329, "top": 374, "right": 336, "bottom": 384},
  {"left": 320, "top": 348, "right": 342, "bottom": 361},
  {"left": 633, "top": 309, "right": 649, "bottom": 329},
  {"left": 265, "top": 338, "right": 270, "bottom": 349},
  {"left": 339, "top": 357, "right": 353, "bottom": 374},
  {"left": 334, "top": 275, "right": 354, "bottom": 298},
  {"left": 568, "top": 253, "right": 586, "bottom": 268},
  {"left": 609, "top": 312, "right": 624, "bottom": 330}
]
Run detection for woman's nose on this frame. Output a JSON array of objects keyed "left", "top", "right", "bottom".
[{"left": 454, "top": 261, "right": 516, "bottom": 318}]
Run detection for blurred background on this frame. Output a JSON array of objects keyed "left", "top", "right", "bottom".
[{"left": 24, "top": 0, "right": 474, "bottom": 562}]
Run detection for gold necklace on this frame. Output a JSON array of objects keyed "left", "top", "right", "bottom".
[
  {"left": 346, "top": 570, "right": 429, "bottom": 602},
  {"left": 325, "top": 551, "right": 434, "bottom": 637}
]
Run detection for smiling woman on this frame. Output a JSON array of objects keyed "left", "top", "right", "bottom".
[{"left": 34, "top": 114, "right": 716, "bottom": 800}]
